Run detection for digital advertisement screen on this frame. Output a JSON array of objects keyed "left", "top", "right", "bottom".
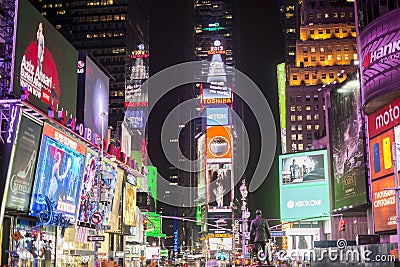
[
  {"left": 77, "top": 149, "right": 99, "bottom": 224},
  {"left": 124, "top": 181, "right": 137, "bottom": 226},
  {"left": 371, "top": 176, "right": 396, "bottom": 232},
  {"left": 147, "top": 166, "right": 157, "bottom": 201},
  {"left": 5, "top": 115, "right": 42, "bottom": 211},
  {"left": 201, "top": 84, "right": 232, "bottom": 106},
  {"left": 125, "top": 110, "right": 147, "bottom": 129},
  {"left": 101, "top": 158, "right": 118, "bottom": 226},
  {"left": 277, "top": 63, "right": 287, "bottom": 154},
  {"left": 329, "top": 77, "right": 367, "bottom": 209},
  {"left": 109, "top": 168, "right": 123, "bottom": 232},
  {"left": 206, "top": 107, "right": 230, "bottom": 126},
  {"left": 77, "top": 53, "right": 109, "bottom": 142},
  {"left": 13, "top": 0, "right": 78, "bottom": 116},
  {"left": 206, "top": 126, "right": 232, "bottom": 163},
  {"left": 197, "top": 134, "right": 206, "bottom": 204},
  {"left": 280, "top": 151, "right": 326, "bottom": 185},
  {"left": 207, "top": 163, "right": 232, "bottom": 209},
  {"left": 369, "top": 129, "right": 394, "bottom": 181},
  {"left": 208, "top": 210, "right": 232, "bottom": 234},
  {"left": 209, "top": 238, "right": 232, "bottom": 251},
  {"left": 279, "top": 150, "right": 330, "bottom": 222},
  {"left": 30, "top": 124, "right": 86, "bottom": 222}
]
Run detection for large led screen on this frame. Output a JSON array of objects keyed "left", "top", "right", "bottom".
[
  {"left": 124, "top": 181, "right": 137, "bottom": 226},
  {"left": 279, "top": 150, "right": 330, "bottom": 222},
  {"left": 207, "top": 209, "right": 232, "bottom": 234},
  {"left": 109, "top": 168, "right": 123, "bottom": 232},
  {"left": 101, "top": 158, "right": 118, "bottom": 227},
  {"left": 369, "top": 129, "right": 394, "bottom": 181},
  {"left": 77, "top": 53, "right": 109, "bottom": 142},
  {"left": 77, "top": 149, "right": 99, "bottom": 224},
  {"left": 329, "top": 77, "right": 367, "bottom": 209},
  {"left": 201, "top": 83, "right": 232, "bottom": 106},
  {"left": 371, "top": 176, "right": 396, "bottom": 232},
  {"left": 207, "top": 163, "right": 232, "bottom": 209},
  {"left": 12, "top": 0, "right": 78, "bottom": 116},
  {"left": 30, "top": 124, "right": 86, "bottom": 222},
  {"left": 206, "top": 107, "right": 229, "bottom": 126},
  {"left": 206, "top": 126, "right": 232, "bottom": 163},
  {"left": 5, "top": 115, "right": 42, "bottom": 211}
]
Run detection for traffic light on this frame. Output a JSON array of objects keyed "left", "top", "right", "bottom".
[
  {"left": 143, "top": 219, "right": 148, "bottom": 231},
  {"left": 339, "top": 218, "right": 346, "bottom": 231}
]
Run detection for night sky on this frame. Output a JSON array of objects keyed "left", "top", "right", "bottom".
[{"left": 149, "top": 0, "right": 285, "bottom": 224}]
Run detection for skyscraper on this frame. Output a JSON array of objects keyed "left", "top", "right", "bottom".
[{"left": 280, "top": 0, "right": 358, "bottom": 153}]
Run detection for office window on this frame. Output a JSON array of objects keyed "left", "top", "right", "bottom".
[
  {"left": 340, "top": 12, "right": 345, "bottom": 18},
  {"left": 326, "top": 28, "right": 331, "bottom": 34},
  {"left": 298, "top": 144, "right": 304, "bottom": 150},
  {"left": 344, "top": 45, "right": 349, "bottom": 51},
  {"left": 342, "top": 28, "right": 347, "bottom": 33},
  {"left": 305, "top": 74, "right": 310, "bottom": 80},
  {"left": 337, "top": 55, "right": 342, "bottom": 61},
  {"left": 296, "top": 96, "right": 302, "bottom": 102},
  {"left": 328, "top": 55, "right": 333, "bottom": 61},
  {"left": 306, "top": 115, "right": 312, "bottom": 120},
  {"left": 335, "top": 28, "right": 339, "bottom": 33},
  {"left": 307, "top": 125, "right": 312, "bottom": 130},
  {"left": 315, "top": 124, "right": 320, "bottom": 130},
  {"left": 314, "top": 114, "right": 320, "bottom": 120},
  {"left": 312, "top": 74, "right": 317, "bottom": 80},
  {"left": 303, "top": 47, "right": 308, "bottom": 53},
  {"left": 307, "top": 133, "right": 312, "bottom": 139},
  {"left": 306, "top": 95, "right": 311, "bottom": 101},
  {"left": 310, "top": 29, "right": 314, "bottom": 35},
  {"left": 322, "top": 73, "right": 326, "bottom": 79},
  {"left": 327, "top": 46, "right": 332, "bottom": 52},
  {"left": 304, "top": 56, "right": 309, "bottom": 62},
  {"left": 291, "top": 106, "right": 296, "bottom": 111},
  {"left": 293, "top": 74, "right": 298, "bottom": 80},
  {"left": 290, "top": 96, "right": 295, "bottom": 103},
  {"left": 292, "top": 143, "right": 297, "bottom": 150},
  {"left": 291, "top": 124, "right": 296, "bottom": 131},
  {"left": 314, "top": 105, "right": 319, "bottom": 111},
  {"left": 311, "top": 47, "right": 316, "bottom": 53},
  {"left": 311, "top": 56, "right": 316, "bottom": 62},
  {"left": 291, "top": 115, "right": 296, "bottom": 122},
  {"left": 320, "top": 55, "right": 325, "bottom": 61},
  {"left": 297, "top": 115, "right": 303, "bottom": 121},
  {"left": 320, "top": 47, "right": 324, "bottom": 53},
  {"left": 318, "top": 29, "right": 323, "bottom": 34},
  {"left": 324, "top": 13, "right": 329, "bottom": 18},
  {"left": 329, "top": 73, "right": 334, "bottom": 79},
  {"left": 297, "top": 106, "right": 302, "bottom": 111},
  {"left": 306, "top": 105, "right": 311, "bottom": 111},
  {"left": 333, "top": 12, "right": 338, "bottom": 18},
  {"left": 298, "top": 125, "right": 302, "bottom": 131},
  {"left": 317, "top": 13, "right": 322, "bottom": 18},
  {"left": 345, "top": 54, "right": 350, "bottom": 60},
  {"left": 291, "top": 134, "right": 297, "bottom": 140},
  {"left": 298, "top": 134, "right": 303, "bottom": 141}
]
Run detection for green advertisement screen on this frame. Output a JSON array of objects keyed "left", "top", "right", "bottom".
[{"left": 279, "top": 150, "right": 330, "bottom": 222}]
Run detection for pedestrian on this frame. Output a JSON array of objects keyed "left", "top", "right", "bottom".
[{"left": 249, "top": 209, "right": 271, "bottom": 265}]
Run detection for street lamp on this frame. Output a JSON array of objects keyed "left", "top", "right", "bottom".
[{"left": 239, "top": 180, "right": 249, "bottom": 267}]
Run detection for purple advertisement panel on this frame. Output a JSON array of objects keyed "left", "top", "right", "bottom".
[{"left": 359, "top": 11, "right": 400, "bottom": 113}]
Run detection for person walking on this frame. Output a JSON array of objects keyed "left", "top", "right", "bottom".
[{"left": 249, "top": 210, "right": 271, "bottom": 265}]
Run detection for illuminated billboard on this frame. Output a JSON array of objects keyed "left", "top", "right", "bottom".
[
  {"left": 201, "top": 83, "right": 232, "bottom": 106},
  {"left": 277, "top": 63, "right": 287, "bottom": 153},
  {"left": 5, "top": 115, "right": 42, "bottom": 212},
  {"left": 329, "top": 77, "right": 367, "bottom": 209},
  {"left": 206, "top": 107, "right": 230, "bottom": 126},
  {"left": 207, "top": 209, "right": 232, "bottom": 234},
  {"left": 371, "top": 176, "right": 396, "bottom": 232},
  {"left": 77, "top": 53, "right": 109, "bottom": 143},
  {"left": 77, "top": 149, "right": 99, "bottom": 225},
  {"left": 109, "top": 168, "right": 123, "bottom": 232},
  {"left": 369, "top": 129, "right": 394, "bottom": 181},
  {"left": 197, "top": 134, "right": 206, "bottom": 204},
  {"left": 101, "top": 159, "right": 118, "bottom": 227},
  {"left": 359, "top": 11, "right": 400, "bottom": 114},
  {"left": 206, "top": 126, "right": 232, "bottom": 162},
  {"left": 12, "top": 0, "right": 78, "bottom": 116},
  {"left": 207, "top": 163, "right": 232, "bottom": 209},
  {"left": 367, "top": 97, "right": 400, "bottom": 138},
  {"left": 279, "top": 150, "right": 330, "bottom": 222},
  {"left": 209, "top": 238, "right": 232, "bottom": 251},
  {"left": 124, "top": 181, "right": 137, "bottom": 226},
  {"left": 30, "top": 124, "right": 86, "bottom": 222}
]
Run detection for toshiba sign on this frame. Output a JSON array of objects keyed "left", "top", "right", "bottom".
[{"left": 368, "top": 97, "right": 400, "bottom": 138}]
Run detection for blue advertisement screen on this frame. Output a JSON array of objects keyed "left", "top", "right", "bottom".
[
  {"left": 30, "top": 134, "right": 85, "bottom": 222},
  {"left": 206, "top": 107, "right": 229, "bottom": 126},
  {"left": 279, "top": 150, "right": 330, "bottom": 222}
]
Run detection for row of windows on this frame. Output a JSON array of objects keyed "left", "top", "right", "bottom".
[
  {"left": 301, "top": 53, "right": 356, "bottom": 62},
  {"left": 291, "top": 143, "right": 313, "bottom": 151},
  {"left": 290, "top": 124, "right": 320, "bottom": 131},
  {"left": 86, "top": 32, "right": 125, "bottom": 38},
  {"left": 307, "top": 11, "right": 353, "bottom": 20},
  {"left": 306, "top": 26, "right": 355, "bottom": 36},
  {"left": 289, "top": 95, "right": 321, "bottom": 102},
  {"left": 302, "top": 44, "right": 356, "bottom": 53},
  {"left": 74, "top": 14, "right": 126, "bottom": 23},
  {"left": 290, "top": 105, "right": 321, "bottom": 111},
  {"left": 290, "top": 114, "right": 321, "bottom": 121},
  {"left": 293, "top": 71, "right": 345, "bottom": 80}
]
